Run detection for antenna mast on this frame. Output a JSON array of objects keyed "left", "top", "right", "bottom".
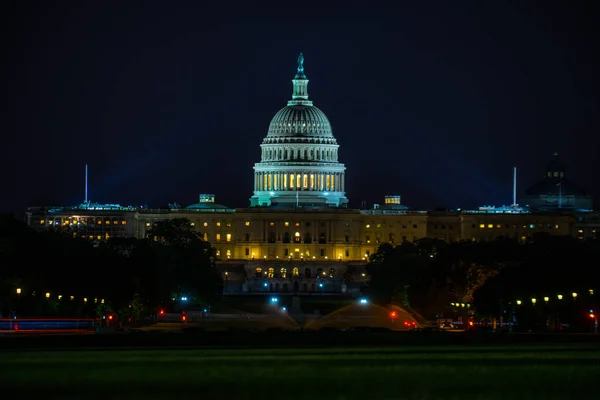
[
  {"left": 512, "top": 167, "right": 517, "bottom": 206},
  {"left": 85, "top": 164, "right": 88, "bottom": 204}
]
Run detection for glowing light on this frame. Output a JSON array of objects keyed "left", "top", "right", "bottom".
[
  {"left": 544, "top": 297, "right": 549, "bottom": 303},
  {"left": 270, "top": 297, "right": 279, "bottom": 303},
  {"left": 531, "top": 298, "right": 537, "bottom": 304},
  {"left": 516, "top": 300, "right": 522, "bottom": 305},
  {"left": 84, "top": 298, "right": 88, "bottom": 303},
  {"left": 16, "top": 288, "right": 21, "bottom": 295},
  {"left": 45, "top": 292, "right": 50, "bottom": 298},
  {"left": 572, "top": 292, "right": 578, "bottom": 298},
  {"left": 358, "top": 298, "right": 368, "bottom": 304},
  {"left": 181, "top": 296, "right": 188, "bottom": 301},
  {"left": 557, "top": 294, "right": 563, "bottom": 300}
]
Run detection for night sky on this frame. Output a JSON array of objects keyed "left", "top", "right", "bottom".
[{"left": 3, "top": 1, "right": 599, "bottom": 215}]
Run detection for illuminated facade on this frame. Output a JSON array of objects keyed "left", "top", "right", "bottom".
[
  {"left": 24, "top": 55, "right": 594, "bottom": 295},
  {"left": 250, "top": 53, "right": 348, "bottom": 208}
]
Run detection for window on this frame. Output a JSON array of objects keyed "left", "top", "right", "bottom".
[
  {"left": 345, "top": 249, "right": 349, "bottom": 257},
  {"left": 280, "top": 268, "right": 287, "bottom": 278},
  {"left": 366, "top": 235, "right": 371, "bottom": 243},
  {"left": 366, "top": 224, "right": 370, "bottom": 228},
  {"left": 145, "top": 222, "right": 151, "bottom": 227},
  {"left": 345, "top": 235, "right": 350, "bottom": 242},
  {"left": 226, "top": 249, "right": 231, "bottom": 257},
  {"left": 292, "top": 267, "right": 299, "bottom": 277},
  {"left": 479, "top": 224, "right": 485, "bottom": 228},
  {"left": 245, "top": 221, "right": 250, "bottom": 226},
  {"left": 487, "top": 224, "right": 493, "bottom": 229},
  {"left": 320, "top": 248, "right": 325, "bottom": 257},
  {"left": 295, "top": 222, "right": 300, "bottom": 227},
  {"left": 203, "top": 222, "right": 208, "bottom": 227},
  {"left": 294, "top": 232, "right": 301, "bottom": 243},
  {"left": 284, "top": 248, "right": 289, "bottom": 256},
  {"left": 285, "top": 221, "right": 289, "bottom": 226},
  {"left": 216, "top": 233, "right": 221, "bottom": 241},
  {"left": 226, "top": 233, "right": 232, "bottom": 242},
  {"left": 267, "top": 268, "right": 274, "bottom": 278},
  {"left": 121, "top": 220, "right": 126, "bottom": 225},
  {"left": 269, "top": 222, "right": 275, "bottom": 227},
  {"left": 255, "top": 267, "right": 262, "bottom": 277},
  {"left": 245, "top": 248, "right": 250, "bottom": 256},
  {"left": 216, "top": 222, "right": 221, "bottom": 227},
  {"left": 245, "top": 233, "right": 250, "bottom": 241}
]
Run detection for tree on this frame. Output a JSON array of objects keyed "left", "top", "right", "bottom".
[{"left": 147, "top": 218, "right": 222, "bottom": 305}]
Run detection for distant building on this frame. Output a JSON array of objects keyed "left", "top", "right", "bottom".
[
  {"left": 24, "top": 55, "right": 593, "bottom": 295},
  {"left": 521, "top": 153, "right": 593, "bottom": 212}
]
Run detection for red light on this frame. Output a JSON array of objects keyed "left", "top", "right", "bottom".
[
  {"left": 590, "top": 313, "right": 595, "bottom": 319},
  {"left": 159, "top": 310, "right": 164, "bottom": 315},
  {"left": 390, "top": 311, "right": 397, "bottom": 319},
  {"left": 468, "top": 321, "right": 474, "bottom": 326},
  {"left": 108, "top": 315, "right": 113, "bottom": 320},
  {"left": 182, "top": 315, "right": 186, "bottom": 321}
]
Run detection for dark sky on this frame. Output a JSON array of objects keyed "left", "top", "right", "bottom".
[{"left": 3, "top": 0, "right": 599, "bottom": 215}]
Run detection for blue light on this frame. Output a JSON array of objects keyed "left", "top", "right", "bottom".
[
  {"left": 264, "top": 282, "right": 268, "bottom": 287},
  {"left": 203, "top": 308, "right": 208, "bottom": 313},
  {"left": 319, "top": 283, "right": 323, "bottom": 288},
  {"left": 181, "top": 296, "right": 188, "bottom": 301},
  {"left": 358, "top": 298, "right": 368, "bottom": 304},
  {"left": 282, "top": 307, "right": 287, "bottom": 311},
  {"left": 270, "top": 297, "right": 279, "bottom": 303}
]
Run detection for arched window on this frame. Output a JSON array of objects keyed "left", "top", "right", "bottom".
[
  {"left": 280, "top": 268, "right": 287, "bottom": 278},
  {"left": 304, "top": 268, "right": 311, "bottom": 278},
  {"left": 255, "top": 267, "right": 262, "bottom": 278},
  {"left": 304, "top": 233, "right": 312, "bottom": 243},
  {"left": 294, "top": 232, "right": 301, "bottom": 243},
  {"left": 292, "top": 267, "right": 299, "bottom": 277},
  {"left": 283, "top": 232, "right": 290, "bottom": 243},
  {"left": 267, "top": 268, "right": 274, "bottom": 278}
]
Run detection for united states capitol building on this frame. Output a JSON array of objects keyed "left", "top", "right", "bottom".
[{"left": 26, "top": 54, "right": 598, "bottom": 295}]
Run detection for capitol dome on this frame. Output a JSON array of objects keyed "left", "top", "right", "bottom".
[
  {"left": 250, "top": 53, "right": 348, "bottom": 208},
  {"left": 267, "top": 105, "right": 334, "bottom": 138}
]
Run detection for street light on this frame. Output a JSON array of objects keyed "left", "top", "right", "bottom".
[
  {"left": 16, "top": 288, "right": 21, "bottom": 295},
  {"left": 572, "top": 292, "right": 578, "bottom": 299},
  {"left": 45, "top": 292, "right": 50, "bottom": 298},
  {"left": 531, "top": 298, "right": 537, "bottom": 305},
  {"left": 557, "top": 294, "right": 563, "bottom": 300},
  {"left": 516, "top": 300, "right": 522, "bottom": 305},
  {"left": 544, "top": 297, "right": 549, "bottom": 303}
]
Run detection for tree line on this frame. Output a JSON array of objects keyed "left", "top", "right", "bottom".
[
  {"left": 365, "top": 233, "right": 600, "bottom": 328},
  {"left": 0, "top": 215, "right": 222, "bottom": 321}
]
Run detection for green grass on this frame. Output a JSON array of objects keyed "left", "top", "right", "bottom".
[{"left": 1, "top": 345, "right": 599, "bottom": 399}]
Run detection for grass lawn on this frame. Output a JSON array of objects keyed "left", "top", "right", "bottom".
[{"left": 1, "top": 344, "right": 598, "bottom": 399}]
